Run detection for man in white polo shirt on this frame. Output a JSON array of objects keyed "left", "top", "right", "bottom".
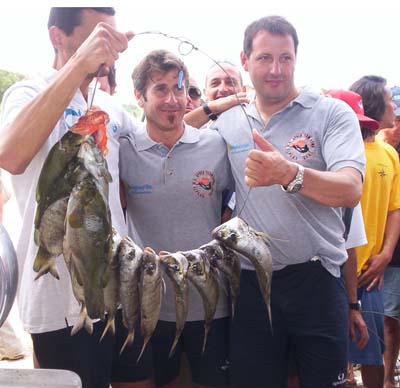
[{"left": 119, "top": 50, "right": 233, "bottom": 388}]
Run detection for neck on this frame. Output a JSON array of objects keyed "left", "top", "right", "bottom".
[
  {"left": 146, "top": 123, "right": 185, "bottom": 149},
  {"left": 255, "top": 88, "right": 299, "bottom": 124}
]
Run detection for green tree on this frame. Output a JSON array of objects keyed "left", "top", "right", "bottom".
[
  {"left": 123, "top": 103, "right": 143, "bottom": 120},
  {"left": 0, "top": 69, "right": 25, "bottom": 104}
]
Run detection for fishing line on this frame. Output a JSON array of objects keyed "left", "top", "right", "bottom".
[
  {"left": 134, "top": 30, "right": 255, "bottom": 217},
  {"left": 88, "top": 66, "right": 104, "bottom": 109}
]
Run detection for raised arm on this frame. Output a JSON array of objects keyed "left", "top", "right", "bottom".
[
  {"left": 184, "top": 92, "right": 249, "bottom": 129},
  {"left": 0, "top": 23, "right": 133, "bottom": 174}
]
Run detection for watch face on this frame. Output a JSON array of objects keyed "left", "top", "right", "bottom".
[{"left": 291, "top": 182, "right": 302, "bottom": 193}]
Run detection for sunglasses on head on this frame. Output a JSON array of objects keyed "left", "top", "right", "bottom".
[{"left": 188, "top": 86, "right": 202, "bottom": 100}]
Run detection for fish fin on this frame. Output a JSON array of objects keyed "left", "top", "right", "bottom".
[
  {"left": 99, "top": 317, "right": 115, "bottom": 342},
  {"left": 159, "top": 250, "right": 171, "bottom": 256},
  {"left": 162, "top": 278, "right": 166, "bottom": 294},
  {"left": 119, "top": 331, "right": 135, "bottom": 355},
  {"left": 254, "top": 231, "right": 271, "bottom": 246},
  {"left": 136, "top": 335, "right": 150, "bottom": 363},
  {"left": 33, "top": 247, "right": 60, "bottom": 280},
  {"left": 34, "top": 227, "right": 41, "bottom": 246}
]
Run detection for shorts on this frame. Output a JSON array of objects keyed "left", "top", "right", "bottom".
[
  {"left": 383, "top": 266, "right": 400, "bottom": 318},
  {"left": 32, "top": 319, "right": 114, "bottom": 388},
  {"left": 111, "top": 308, "right": 154, "bottom": 383},
  {"left": 151, "top": 318, "right": 230, "bottom": 387},
  {"left": 348, "top": 284, "right": 384, "bottom": 365},
  {"left": 230, "top": 262, "right": 348, "bottom": 388}
]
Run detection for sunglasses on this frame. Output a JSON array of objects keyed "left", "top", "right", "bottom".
[{"left": 188, "top": 86, "right": 202, "bottom": 100}]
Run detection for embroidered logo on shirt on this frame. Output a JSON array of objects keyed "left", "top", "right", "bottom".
[
  {"left": 192, "top": 170, "right": 215, "bottom": 198},
  {"left": 285, "top": 132, "right": 316, "bottom": 161},
  {"left": 128, "top": 184, "right": 153, "bottom": 196}
]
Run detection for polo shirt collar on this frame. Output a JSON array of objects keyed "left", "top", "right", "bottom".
[
  {"left": 135, "top": 123, "right": 200, "bottom": 151},
  {"left": 245, "top": 87, "right": 316, "bottom": 120}
]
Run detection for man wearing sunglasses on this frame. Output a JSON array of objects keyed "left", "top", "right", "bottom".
[
  {"left": 185, "top": 77, "right": 203, "bottom": 113},
  {"left": 184, "top": 61, "right": 249, "bottom": 128}
]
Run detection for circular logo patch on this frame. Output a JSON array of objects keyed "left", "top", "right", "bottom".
[
  {"left": 192, "top": 170, "right": 215, "bottom": 198},
  {"left": 285, "top": 132, "right": 316, "bottom": 161}
]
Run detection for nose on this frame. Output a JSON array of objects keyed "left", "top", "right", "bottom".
[
  {"left": 165, "top": 90, "right": 178, "bottom": 103},
  {"left": 270, "top": 59, "right": 282, "bottom": 76}
]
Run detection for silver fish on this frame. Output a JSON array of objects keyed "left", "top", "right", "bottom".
[
  {"left": 180, "top": 249, "right": 219, "bottom": 354},
  {"left": 137, "top": 247, "right": 163, "bottom": 362},
  {"left": 200, "top": 239, "right": 241, "bottom": 317},
  {"left": 159, "top": 251, "right": 189, "bottom": 358},
  {"left": 118, "top": 236, "right": 142, "bottom": 354},
  {"left": 212, "top": 217, "right": 272, "bottom": 324},
  {"left": 100, "top": 228, "right": 121, "bottom": 341}
]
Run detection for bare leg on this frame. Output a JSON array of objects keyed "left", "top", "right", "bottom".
[
  {"left": 361, "top": 364, "right": 384, "bottom": 388},
  {"left": 384, "top": 316, "right": 400, "bottom": 388}
]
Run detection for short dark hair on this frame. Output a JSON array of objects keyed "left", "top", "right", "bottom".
[
  {"left": 350, "top": 75, "right": 387, "bottom": 123},
  {"left": 132, "top": 50, "right": 189, "bottom": 96},
  {"left": 243, "top": 15, "right": 299, "bottom": 57},
  {"left": 48, "top": 7, "right": 115, "bottom": 35}
]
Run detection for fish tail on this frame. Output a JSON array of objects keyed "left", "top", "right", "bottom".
[
  {"left": 168, "top": 330, "right": 182, "bottom": 359},
  {"left": 119, "top": 331, "right": 134, "bottom": 355},
  {"left": 202, "top": 324, "right": 210, "bottom": 355},
  {"left": 136, "top": 335, "right": 150, "bottom": 363},
  {"left": 33, "top": 252, "right": 60, "bottom": 281},
  {"left": 71, "top": 305, "right": 93, "bottom": 336},
  {"left": 99, "top": 317, "right": 115, "bottom": 342}
]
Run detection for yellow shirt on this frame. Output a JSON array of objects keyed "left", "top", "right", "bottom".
[{"left": 356, "top": 139, "right": 400, "bottom": 273}]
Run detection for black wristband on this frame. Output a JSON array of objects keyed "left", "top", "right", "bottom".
[
  {"left": 202, "top": 103, "right": 219, "bottom": 121},
  {"left": 349, "top": 302, "right": 361, "bottom": 311}
]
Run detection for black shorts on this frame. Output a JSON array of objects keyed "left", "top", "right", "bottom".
[
  {"left": 32, "top": 319, "right": 114, "bottom": 388},
  {"left": 230, "top": 263, "right": 348, "bottom": 388},
  {"left": 151, "top": 317, "right": 230, "bottom": 387},
  {"left": 111, "top": 308, "right": 154, "bottom": 383}
]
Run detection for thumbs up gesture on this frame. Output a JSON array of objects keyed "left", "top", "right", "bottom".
[{"left": 245, "top": 129, "right": 298, "bottom": 188}]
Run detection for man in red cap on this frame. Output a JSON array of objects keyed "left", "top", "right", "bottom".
[{"left": 330, "top": 77, "right": 400, "bottom": 388}]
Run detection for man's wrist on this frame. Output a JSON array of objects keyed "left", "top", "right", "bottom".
[
  {"left": 202, "top": 103, "right": 219, "bottom": 121},
  {"left": 349, "top": 302, "right": 361, "bottom": 311}
]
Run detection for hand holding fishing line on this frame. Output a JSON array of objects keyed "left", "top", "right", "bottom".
[{"left": 245, "top": 129, "right": 297, "bottom": 188}]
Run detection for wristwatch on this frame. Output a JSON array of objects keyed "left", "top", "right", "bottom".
[
  {"left": 202, "top": 103, "right": 219, "bottom": 121},
  {"left": 349, "top": 302, "right": 361, "bottom": 311},
  {"left": 281, "top": 163, "right": 304, "bottom": 194}
]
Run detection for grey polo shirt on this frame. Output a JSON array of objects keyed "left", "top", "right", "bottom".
[
  {"left": 119, "top": 124, "right": 233, "bottom": 321},
  {"left": 212, "top": 88, "right": 366, "bottom": 277}
]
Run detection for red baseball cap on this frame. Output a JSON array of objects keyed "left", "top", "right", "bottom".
[{"left": 325, "top": 89, "right": 380, "bottom": 131}]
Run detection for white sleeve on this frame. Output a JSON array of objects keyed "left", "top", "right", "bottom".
[{"left": 345, "top": 203, "right": 367, "bottom": 249}]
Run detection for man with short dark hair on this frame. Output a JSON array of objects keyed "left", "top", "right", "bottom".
[
  {"left": 212, "top": 15, "right": 366, "bottom": 387},
  {"left": 349, "top": 77, "right": 400, "bottom": 388},
  {"left": 0, "top": 7, "right": 155, "bottom": 388}
]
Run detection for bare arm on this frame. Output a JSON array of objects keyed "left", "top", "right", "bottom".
[
  {"left": 245, "top": 129, "right": 362, "bottom": 208},
  {"left": 0, "top": 23, "right": 133, "bottom": 174},
  {"left": 184, "top": 92, "right": 249, "bottom": 129},
  {"left": 358, "top": 208, "right": 400, "bottom": 290},
  {"left": 344, "top": 248, "right": 369, "bottom": 349}
]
